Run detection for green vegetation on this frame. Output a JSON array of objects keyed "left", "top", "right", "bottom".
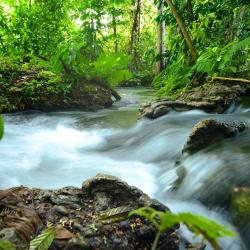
[
  {"left": 29, "top": 227, "right": 55, "bottom": 250},
  {"left": 0, "top": 1, "right": 249, "bottom": 249},
  {"left": 0, "top": 240, "right": 16, "bottom": 250},
  {"left": 0, "top": 0, "right": 157, "bottom": 112},
  {"left": 153, "top": 0, "right": 250, "bottom": 96},
  {"left": 130, "top": 207, "right": 235, "bottom": 250},
  {"left": 0, "top": 0, "right": 249, "bottom": 109}
]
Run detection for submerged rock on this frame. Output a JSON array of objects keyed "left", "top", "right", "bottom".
[
  {"left": 183, "top": 119, "right": 246, "bottom": 154},
  {"left": 0, "top": 174, "right": 182, "bottom": 250},
  {"left": 139, "top": 82, "right": 250, "bottom": 119}
]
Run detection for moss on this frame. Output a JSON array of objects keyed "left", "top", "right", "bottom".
[{"left": 231, "top": 187, "right": 250, "bottom": 224}]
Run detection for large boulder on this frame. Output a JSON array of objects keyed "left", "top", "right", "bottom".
[
  {"left": 182, "top": 119, "right": 246, "bottom": 154},
  {"left": 0, "top": 174, "right": 182, "bottom": 250}
]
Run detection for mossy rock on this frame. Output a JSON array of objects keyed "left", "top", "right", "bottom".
[{"left": 231, "top": 187, "right": 250, "bottom": 224}]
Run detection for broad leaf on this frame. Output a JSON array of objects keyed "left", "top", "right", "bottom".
[{"left": 29, "top": 227, "right": 55, "bottom": 250}]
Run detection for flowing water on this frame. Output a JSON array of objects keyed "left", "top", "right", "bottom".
[{"left": 1, "top": 88, "right": 250, "bottom": 249}]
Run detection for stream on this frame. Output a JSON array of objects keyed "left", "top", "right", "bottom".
[{"left": 0, "top": 88, "right": 250, "bottom": 250}]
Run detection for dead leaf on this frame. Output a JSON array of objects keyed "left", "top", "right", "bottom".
[{"left": 55, "top": 225, "right": 75, "bottom": 240}]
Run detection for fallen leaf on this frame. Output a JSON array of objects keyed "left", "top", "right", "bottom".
[{"left": 55, "top": 225, "right": 75, "bottom": 240}]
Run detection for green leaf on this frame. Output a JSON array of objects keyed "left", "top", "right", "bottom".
[
  {"left": 0, "top": 116, "right": 4, "bottom": 140},
  {"left": 98, "top": 206, "right": 132, "bottom": 224},
  {"left": 0, "top": 240, "right": 16, "bottom": 250},
  {"left": 130, "top": 207, "right": 236, "bottom": 250},
  {"left": 29, "top": 227, "right": 55, "bottom": 250}
]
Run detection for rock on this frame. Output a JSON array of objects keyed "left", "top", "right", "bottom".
[
  {"left": 139, "top": 82, "right": 250, "bottom": 119},
  {"left": 183, "top": 119, "right": 246, "bottom": 154},
  {"left": 230, "top": 187, "right": 250, "bottom": 247},
  {"left": 53, "top": 205, "right": 70, "bottom": 216},
  {"left": 29, "top": 84, "right": 115, "bottom": 112},
  {"left": 119, "top": 74, "right": 153, "bottom": 87},
  {"left": 0, "top": 228, "right": 25, "bottom": 249},
  {"left": 82, "top": 174, "right": 168, "bottom": 212},
  {"left": 141, "top": 105, "right": 171, "bottom": 119},
  {"left": 0, "top": 174, "right": 183, "bottom": 250}
]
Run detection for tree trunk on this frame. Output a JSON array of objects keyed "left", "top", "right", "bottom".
[
  {"left": 112, "top": 14, "right": 118, "bottom": 53},
  {"left": 129, "top": 0, "right": 141, "bottom": 71},
  {"left": 156, "top": 3, "right": 166, "bottom": 73},
  {"left": 165, "top": 0, "right": 197, "bottom": 62}
]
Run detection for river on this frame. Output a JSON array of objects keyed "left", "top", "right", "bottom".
[{"left": 1, "top": 88, "right": 250, "bottom": 249}]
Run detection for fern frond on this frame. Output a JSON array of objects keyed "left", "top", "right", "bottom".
[{"left": 219, "top": 37, "right": 250, "bottom": 71}]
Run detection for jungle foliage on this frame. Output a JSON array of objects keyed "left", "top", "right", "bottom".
[
  {"left": 153, "top": 0, "right": 250, "bottom": 96},
  {"left": 0, "top": 0, "right": 249, "bottom": 109},
  {"left": 0, "top": 0, "right": 155, "bottom": 111}
]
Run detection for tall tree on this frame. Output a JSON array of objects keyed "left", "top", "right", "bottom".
[
  {"left": 129, "top": 0, "right": 141, "bottom": 71},
  {"left": 165, "top": 0, "right": 197, "bottom": 61},
  {"left": 156, "top": 1, "right": 166, "bottom": 73},
  {"left": 112, "top": 14, "right": 118, "bottom": 52}
]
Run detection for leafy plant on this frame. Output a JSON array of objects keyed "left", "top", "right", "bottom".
[
  {"left": 29, "top": 226, "right": 55, "bottom": 250},
  {"left": 130, "top": 207, "right": 235, "bottom": 250},
  {"left": 192, "top": 37, "right": 250, "bottom": 76},
  {"left": 153, "top": 58, "right": 192, "bottom": 96},
  {"left": 0, "top": 240, "right": 16, "bottom": 250},
  {"left": 90, "top": 53, "right": 132, "bottom": 86}
]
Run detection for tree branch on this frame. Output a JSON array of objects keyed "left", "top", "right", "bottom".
[{"left": 206, "top": 76, "right": 250, "bottom": 84}]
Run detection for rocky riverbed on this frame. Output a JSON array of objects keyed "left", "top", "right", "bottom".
[
  {"left": 0, "top": 174, "right": 205, "bottom": 250},
  {"left": 139, "top": 81, "right": 250, "bottom": 119}
]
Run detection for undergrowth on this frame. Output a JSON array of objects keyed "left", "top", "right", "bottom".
[{"left": 153, "top": 37, "right": 250, "bottom": 97}]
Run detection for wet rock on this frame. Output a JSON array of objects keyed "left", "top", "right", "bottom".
[
  {"left": 0, "top": 228, "right": 25, "bottom": 249},
  {"left": 140, "top": 104, "right": 171, "bottom": 119},
  {"left": 119, "top": 74, "right": 153, "bottom": 87},
  {"left": 139, "top": 82, "right": 250, "bottom": 119},
  {"left": 0, "top": 174, "right": 183, "bottom": 250},
  {"left": 183, "top": 119, "right": 246, "bottom": 154},
  {"left": 53, "top": 206, "right": 70, "bottom": 216},
  {"left": 230, "top": 187, "right": 250, "bottom": 247},
  {"left": 231, "top": 187, "right": 250, "bottom": 224}
]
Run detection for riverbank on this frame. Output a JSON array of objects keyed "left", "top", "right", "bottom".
[
  {"left": 140, "top": 80, "right": 250, "bottom": 119},
  {"left": 0, "top": 57, "right": 119, "bottom": 113}
]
